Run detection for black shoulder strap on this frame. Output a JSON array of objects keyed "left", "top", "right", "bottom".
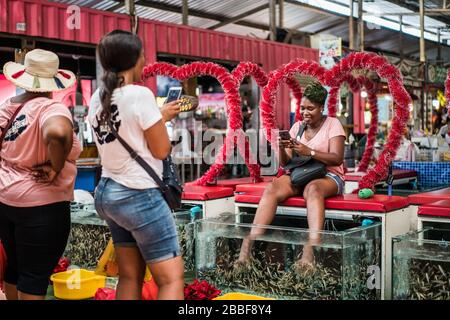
[
  {"left": 107, "top": 120, "right": 168, "bottom": 192},
  {"left": 296, "top": 123, "right": 307, "bottom": 141},
  {"left": 0, "top": 102, "right": 26, "bottom": 153}
]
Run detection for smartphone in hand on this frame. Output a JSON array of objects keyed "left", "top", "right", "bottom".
[
  {"left": 165, "top": 87, "right": 182, "bottom": 104},
  {"left": 279, "top": 130, "right": 291, "bottom": 141}
]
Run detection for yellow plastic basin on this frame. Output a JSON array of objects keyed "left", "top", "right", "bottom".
[
  {"left": 50, "top": 269, "right": 106, "bottom": 300},
  {"left": 213, "top": 292, "right": 274, "bottom": 300}
]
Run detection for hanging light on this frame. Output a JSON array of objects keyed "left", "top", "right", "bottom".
[{"left": 360, "top": 91, "right": 368, "bottom": 98}]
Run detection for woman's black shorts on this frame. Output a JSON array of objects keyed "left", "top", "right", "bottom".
[{"left": 0, "top": 201, "right": 70, "bottom": 296}]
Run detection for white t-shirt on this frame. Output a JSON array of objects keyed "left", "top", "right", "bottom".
[{"left": 89, "top": 85, "right": 163, "bottom": 189}]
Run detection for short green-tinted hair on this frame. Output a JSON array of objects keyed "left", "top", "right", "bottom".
[{"left": 303, "top": 82, "right": 328, "bottom": 106}]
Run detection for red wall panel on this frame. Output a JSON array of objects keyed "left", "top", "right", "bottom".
[
  {"left": 189, "top": 29, "right": 200, "bottom": 58},
  {"left": 25, "top": 2, "right": 41, "bottom": 36},
  {"left": 156, "top": 24, "right": 169, "bottom": 53},
  {"left": 179, "top": 28, "right": 190, "bottom": 56},
  {"left": 0, "top": 0, "right": 7, "bottom": 32},
  {"left": 42, "top": 4, "right": 58, "bottom": 39},
  {"left": 168, "top": 26, "right": 179, "bottom": 55},
  {"left": 139, "top": 22, "right": 157, "bottom": 91}
]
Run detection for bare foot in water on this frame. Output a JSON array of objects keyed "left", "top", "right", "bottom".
[
  {"left": 235, "top": 237, "right": 254, "bottom": 268},
  {"left": 294, "top": 245, "right": 315, "bottom": 274}
]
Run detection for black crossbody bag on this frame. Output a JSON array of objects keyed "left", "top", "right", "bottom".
[
  {"left": 284, "top": 123, "right": 327, "bottom": 188},
  {"left": 107, "top": 121, "right": 183, "bottom": 211}
]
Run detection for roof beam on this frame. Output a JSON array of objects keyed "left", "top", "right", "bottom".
[
  {"left": 208, "top": 4, "right": 270, "bottom": 30},
  {"left": 364, "top": 9, "right": 450, "bottom": 17},
  {"left": 284, "top": 0, "right": 346, "bottom": 18},
  {"left": 130, "top": 0, "right": 270, "bottom": 31},
  {"left": 291, "top": 16, "right": 328, "bottom": 30},
  {"left": 312, "top": 20, "right": 345, "bottom": 34},
  {"left": 382, "top": 0, "right": 450, "bottom": 25},
  {"left": 365, "top": 37, "right": 392, "bottom": 48}
]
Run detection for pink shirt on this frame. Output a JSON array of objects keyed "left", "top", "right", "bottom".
[
  {"left": 289, "top": 117, "right": 346, "bottom": 179},
  {"left": 0, "top": 97, "right": 81, "bottom": 207}
]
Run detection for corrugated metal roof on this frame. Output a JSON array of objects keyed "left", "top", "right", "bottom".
[
  {"left": 47, "top": 0, "right": 450, "bottom": 61},
  {"left": 156, "top": 0, "right": 269, "bottom": 17}
]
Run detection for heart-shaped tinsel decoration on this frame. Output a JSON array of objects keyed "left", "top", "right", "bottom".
[
  {"left": 261, "top": 52, "right": 410, "bottom": 191},
  {"left": 143, "top": 52, "right": 411, "bottom": 192}
]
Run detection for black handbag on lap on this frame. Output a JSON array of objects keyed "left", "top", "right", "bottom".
[
  {"left": 284, "top": 123, "right": 327, "bottom": 188},
  {"left": 108, "top": 121, "right": 183, "bottom": 211}
]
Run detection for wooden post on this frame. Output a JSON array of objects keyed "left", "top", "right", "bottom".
[
  {"left": 358, "top": 0, "right": 364, "bottom": 51},
  {"left": 125, "top": 0, "right": 137, "bottom": 33},
  {"left": 437, "top": 28, "right": 442, "bottom": 63},
  {"left": 420, "top": 0, "right": 425, "bottom": 63},
  {"left": 279, "top": 0, "right": 284, "bottom": 29},
  {"left": 349, "top": 0, "right": 354, "bottom": 50},
  {"left": 182, "top": 0, "right": 189, "bottom": 25},
  {"left": 269, "top": 0, "right": 277, "bottom": 41},
  {"left": 399, "top": 15, "right": 403, "bottom": 60}
]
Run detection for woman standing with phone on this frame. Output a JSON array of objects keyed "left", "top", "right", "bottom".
[{"left": 89, "top": 30, "right": 184, "bottom": 300}]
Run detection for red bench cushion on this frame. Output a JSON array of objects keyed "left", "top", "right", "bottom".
[
  {"left": 235, "top": 191, "right": 409, "bottom": 213},
  {"left": 182, "top": 185, "right": 234, "bottom": 201},
  {"left": 216, "top": 176, "right": 274, "bottom": 190},
  {"left": 235, "top": 182, "right": 271, "bottom": 193},
  {"left": 418, "top": 200, "right": 450, "bottom": 218},
  {"left": 344, "top": 169, "right": 417, "bottom": 182},
  {"left": 408, "top": 187, "right": 450, "bottom": 205}
]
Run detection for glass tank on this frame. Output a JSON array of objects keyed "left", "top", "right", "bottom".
[
  {"left": 392, "top": 228, "right": 450, "bottom": 300},
  {"left": 65, "top": 203, "right": 201, "bottom": 273},
  {"left": 65, "top": 202, "right": 110, "bottom": 268},
  {"left": 173, "top": 208, "right": 202, "bottom": 282},
  {"left": 195, "top": 213, "right": 381, "bottom": 300}
]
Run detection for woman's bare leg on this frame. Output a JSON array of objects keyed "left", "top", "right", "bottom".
[
  {"left": 148, "top": 256, "right": 184, "bottom": 300},
  {"left": 238, "top": 175, "right": 299, "bottom": 263},
  {"left": 115, "top": 246, "right": 146, "bottom": 300},
  {"left": 298, "top": 177, "right": 338, "bottom": 267}
]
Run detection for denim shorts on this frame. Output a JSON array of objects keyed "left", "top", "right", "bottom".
[
  {"left": 326, "top": 172, "right": 345, "bottom": 195},
  {"left": 94, "top": 178, "right": 180, "bottom": 264}
]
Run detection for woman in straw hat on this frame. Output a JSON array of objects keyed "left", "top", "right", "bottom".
[{"left": 0, "top": 49, "right": 81, "bottom": 300}]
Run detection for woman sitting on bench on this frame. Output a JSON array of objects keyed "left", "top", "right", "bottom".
[{"left": 238, "top": 82, "right": 346, "bottom": 268}]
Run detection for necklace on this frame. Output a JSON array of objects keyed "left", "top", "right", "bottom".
[{"left": 305, "top": 116, "right": 325, "bottom": 140}]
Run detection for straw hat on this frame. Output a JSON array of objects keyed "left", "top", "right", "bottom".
[{"left": 3, "top": 49, "right": 76, "bottom": 92}]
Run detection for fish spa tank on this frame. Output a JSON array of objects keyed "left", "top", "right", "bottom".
[
  {"left": 376, "top": 184, "right": 448, "bottom": 197},
  {"left": 65, "top": 202, "right": 111, "bottom": 268},
  {"left": 195, "top": 213, "right": 382, "bottom": 300},
  {"left": 392, "top": 228, "right": 450, "bottom": 300},
  {"left": 173, "top": 206, "right": 203, "bottom": 282},
  {"left": 66, "top": 201, "right": 201, "bottom": 276}
]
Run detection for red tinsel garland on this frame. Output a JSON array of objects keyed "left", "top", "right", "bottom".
[
  {"left": 260, "top": 59, "right": 327, "bottom": 145},
  {"left": 261, "top": 53, "right": 409, "bottom": 191},
  {"left": 446, "top": 69, "right": 450, "bottom": 116},
  {"left": 330, "top": 74, "right": 378, "bottom": 173},
  {"left": 325, "top": 52, "right": 410, "bottom": 191},
  {"left": 354, "top": 77, "right": 378, "bottom": 173},
  {"left": 286, "top": 76, "right": 303, "bottom": 122},
  {"left": 142, "top": 61, "right": 261, "bottom": 185},
  {"left": 143, "top": 54, "right": 409, "bottom": 192}
]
